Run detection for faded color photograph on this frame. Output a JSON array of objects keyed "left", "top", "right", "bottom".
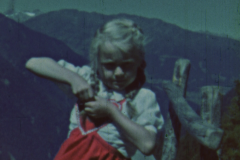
[{"left": 0, "top": 0, "right": 239, "bottom": 160}]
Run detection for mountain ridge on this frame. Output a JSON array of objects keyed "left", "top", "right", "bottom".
[{"left": 22, "top": 8, "right": 240, "bottom": 120}]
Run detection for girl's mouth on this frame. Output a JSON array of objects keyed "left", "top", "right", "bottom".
[
  {"left": 114, "top": 80, "right": 126, "bottom": 83},
  {"left": 112, "top": 81, "right": 127, "bottom": 87}
]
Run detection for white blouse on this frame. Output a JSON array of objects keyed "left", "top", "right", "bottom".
[{"left": 58, "top": 59, "right": 164, "bottom": 158}]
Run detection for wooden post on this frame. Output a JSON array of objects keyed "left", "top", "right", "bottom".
[
  {"left": 201, "top": 86, "right": 222, "bottom": 127},
  {"left": 170, "top": 59, "right": 191, "bottom": 141},
  {"left": 162, "top": 81, "right": 224, "bottom": 150},
  {"left": 200, "top": 86, "right": 223, "bottom": 159},
  {"left": 157, "top": 59, "right": 190, "bottom": 160}
]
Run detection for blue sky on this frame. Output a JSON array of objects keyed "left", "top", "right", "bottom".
[{"left": 0, "top": 0, "right": 239, "bottom": 40}]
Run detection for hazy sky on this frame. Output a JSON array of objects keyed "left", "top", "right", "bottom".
[{"left": 0, "top": 0, "right": 239, "bottom": 40}]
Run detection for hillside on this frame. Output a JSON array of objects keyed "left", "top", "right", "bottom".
[{"left": 0, "top": 13, "right": 88, "bottom": 160}]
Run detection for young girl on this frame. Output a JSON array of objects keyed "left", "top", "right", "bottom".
[{"left": 26, "top": 18, "right": 164, "bottom": 160}]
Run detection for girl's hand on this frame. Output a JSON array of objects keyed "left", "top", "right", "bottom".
[
  {"left": 84, "top": 96, "right": 114, "bottom": 118},
  {"left": 69, "top": 74, "right": 93, "bottom": 101},
  {"left": 85, "top": 96, "right": 156, "bottom": 155}
]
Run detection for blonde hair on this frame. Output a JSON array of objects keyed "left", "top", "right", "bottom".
[{"left": 89, "top": 18, "right": 146, "bottom": 118}]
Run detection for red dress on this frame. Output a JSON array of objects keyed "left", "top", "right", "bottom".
[{"left": 54, "top": 99, "right": 130, "bottom": 160}]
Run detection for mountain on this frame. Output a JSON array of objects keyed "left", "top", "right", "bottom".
[
  {"left": 0, "top": 13, "right": 88, "bottom": 160},
  {"left": 23, "top": 9, "right": 240, "bottom": 115},
  {"left": 23, "top": 9, "right": 240, "bottom": 92}
]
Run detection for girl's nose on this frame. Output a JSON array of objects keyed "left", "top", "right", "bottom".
[{"left": 114, "top": 66, "right": 124, "bottom": 77}]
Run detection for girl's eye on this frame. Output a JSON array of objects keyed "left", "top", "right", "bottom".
[
  {"left": 103, "top": 63, "right": 115, "bottom": 70},
  {"left": 102, "top": 62, "right": 135, "bottom": 70},
  {"left": 125, "top": 62, "right": 134, "bottom": 67},
  {"left": 121, "top": 62, "right": 134, "bottom": 69}
]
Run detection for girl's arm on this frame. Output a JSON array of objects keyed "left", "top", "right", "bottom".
[
  {"left": 109, "top": 105, "right": 156, "bottom": 155},
  {"left": 26, "top": 57, "right": 77, "bottom": 83},
  {"left": 25, "top": 57, "right": 93, "bottom": 100},
  {"left": 84, "top": 97, "right": 156, "bottom": 155}
]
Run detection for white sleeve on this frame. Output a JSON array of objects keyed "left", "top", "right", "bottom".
[
  {"left": 133, "top": 89, "right": 164, "bottom": 133},
  {"left": 57, "top": 59, "right": 91, "bottom": 82},
  {"left": 67, "top": 107, "right": 78, "bottom": 138}
]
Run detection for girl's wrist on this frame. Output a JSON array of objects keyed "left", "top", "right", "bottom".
[
  {"left": 67, "top": 72, "right": 82, "bottom": 85},
  {"left": 107, "top": 103, "right": 120, "bottom": 120}
]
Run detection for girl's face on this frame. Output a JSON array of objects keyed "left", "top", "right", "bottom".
[{"left": 97, "top": 41, "right": 141, "bottom": 91}]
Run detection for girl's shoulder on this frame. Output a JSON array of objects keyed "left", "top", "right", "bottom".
[
  {"left": 132, "top": 88, "right": 158, "bottom": 110},
  {"left": 135, "top": 88, "right": 156, "bottom": 100},
  {"left": 131, "top": 88, "right": 163, "bottom": 131}
]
